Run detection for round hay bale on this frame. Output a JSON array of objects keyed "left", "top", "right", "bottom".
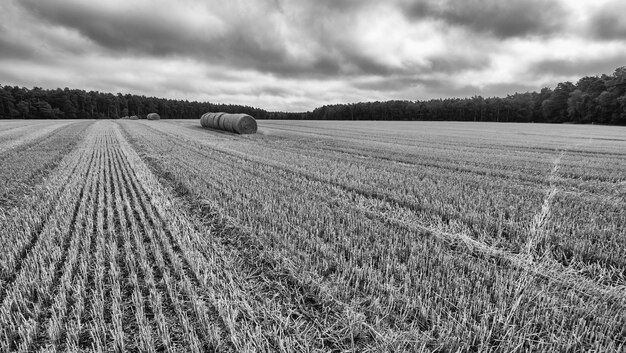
[
  {"left": 147, "top": 113, "right": 160, "bottom": 120},
  {"left": 214, "top": 112, "right": 227, "bottom": 130},
  {"left": 199, "top": 112, "right": 257, "bottom": 134},
  {"left": 129, "top": 115, "right": 138, "bottom": 120},
  {"left": 218, "top": 113, "right": 227, "bottom": 130}
]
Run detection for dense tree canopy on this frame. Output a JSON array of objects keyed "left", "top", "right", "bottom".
[
  {"left": 1, "top": 67, "right": 625, "bottom": 124},
  {"left": 0, "top": 86, "right": 272, "bottom": 120},
  {"left": 307, "top": 67, "right": 626, "bottom": 125}
]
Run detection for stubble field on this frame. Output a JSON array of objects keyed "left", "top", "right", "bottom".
[{"left": 0, "top": 119, "right": 625, "bottom": 352}]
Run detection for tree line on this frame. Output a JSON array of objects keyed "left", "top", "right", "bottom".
[
  {"left": 1, "top": 67, "right": 625, "bottom": 124},
  {"left": 0, "top": 87, "right": 272, "bottom": 120},
  {"left": 307, "top": 67, "right": 626, "bottom": 125}
]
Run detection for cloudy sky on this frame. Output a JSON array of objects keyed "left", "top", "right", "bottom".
[{"left": 0, "top": 0, "right": 624, "bottom": 111}]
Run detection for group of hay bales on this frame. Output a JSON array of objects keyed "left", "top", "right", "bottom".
[
  {"left": 120, "top": 110, "right": 258, "bottom": 135},
  {"left": 200, "top": 112, "right": 257, "bottom": 134},
  {"left": 119, "top": 113, "right": 159, "bottom": 120}
]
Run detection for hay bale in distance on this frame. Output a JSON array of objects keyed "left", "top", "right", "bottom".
[
  {"left": 129, "top": 115, "right": 139, "bottom": 120},
  {"left": 200, "top": 112, "right": 257, "bottom": 134},
  {"left": 147, "top": 113, "right": 160, "bottom": 120}
]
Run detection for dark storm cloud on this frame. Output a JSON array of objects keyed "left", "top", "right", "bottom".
[
  {"left": 18, "top": 1, "right": 294, "bottom": 71},
  {"left": 589, "top": 1, "right": 626, "bottom": 40},
  {"left": 21, "top": 3, "right": 178, "bottom": 54},
  {"left": 403, "top": 0, "right": 568, "bottom": 38},
  {"left": 19, "top": 0, "right": 477, "bottom": 80},
  {"left": 16, "top": 0, "right": 406, "bottom": 78}
]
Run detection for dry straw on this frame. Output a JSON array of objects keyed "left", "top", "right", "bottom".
[
  {"left": 200, "top": 112, "right": 257, "bottom": 134},
  {"left": 129, "top": 115, "right": 139, "bottom": 120},
  {"left": 147, "top": 113, "right": 160, "bottom": 120}
]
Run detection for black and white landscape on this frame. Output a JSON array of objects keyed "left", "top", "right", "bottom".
[{"left": 0, "top": 1, "right": 625, "bottom": 352}]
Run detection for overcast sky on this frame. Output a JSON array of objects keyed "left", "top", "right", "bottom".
[{"left": 0, "top": 0, "right": 624, "bottom": 111}]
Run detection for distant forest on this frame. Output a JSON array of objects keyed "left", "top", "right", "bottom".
[{"left": 1, "top": 67, "right": 625, "bottom": 125}]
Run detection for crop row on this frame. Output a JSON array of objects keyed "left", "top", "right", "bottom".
[{"left": 1, "top": 122, "right": 237, "bottom": 350}]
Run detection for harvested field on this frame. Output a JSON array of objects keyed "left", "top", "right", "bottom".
[
  {"left": 0, "top": 119, "right": 625, "bottom": 352},
  {"left": 0, "top": 120, "right": 76, "bottom": 154}
]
